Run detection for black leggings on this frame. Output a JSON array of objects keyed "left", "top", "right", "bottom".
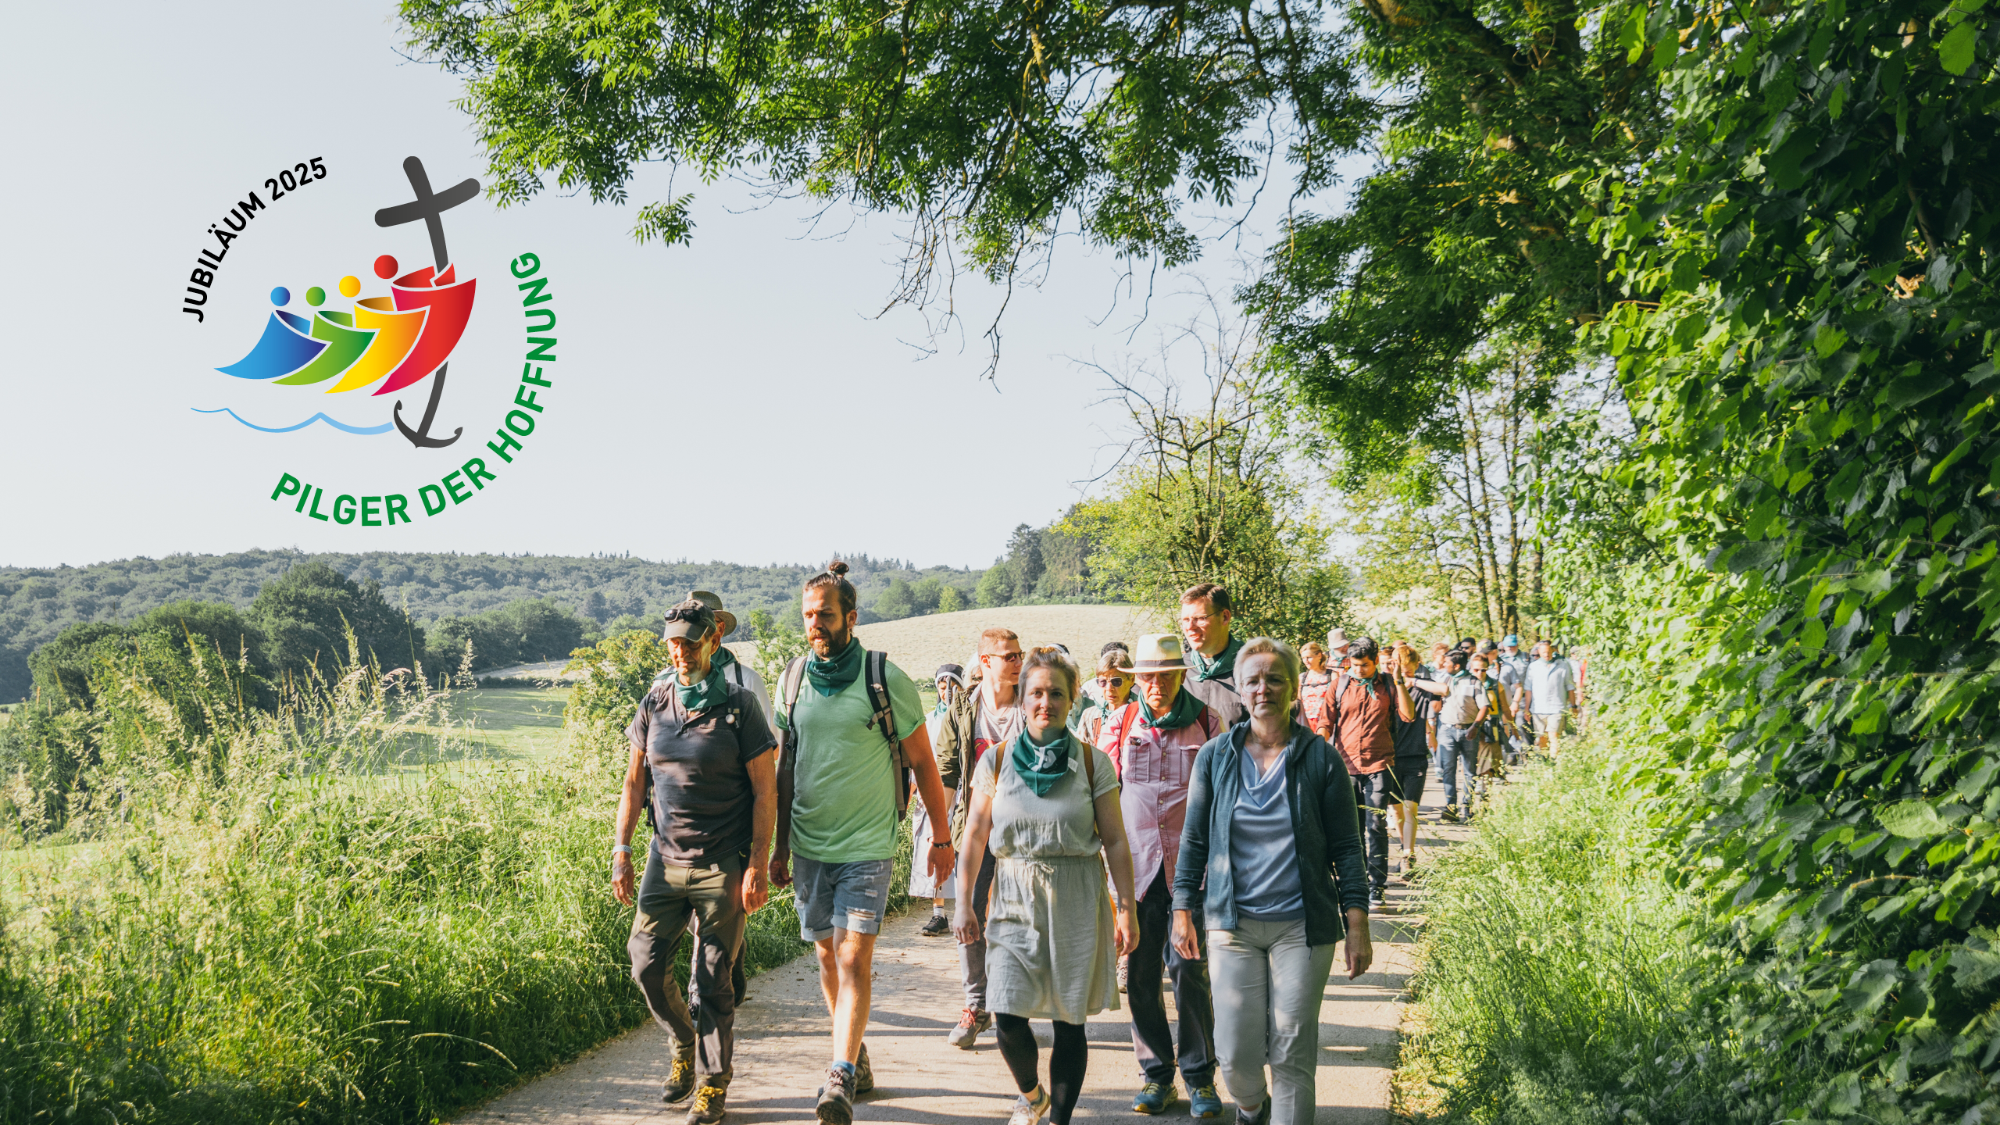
[{"left": 994, "top": 1013, "right": 1087, "bottom": 1124}]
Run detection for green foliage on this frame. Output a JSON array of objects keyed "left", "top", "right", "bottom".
[
  {"left": 1404, "top": 733, "right": 1827, "bottom": 1122},
  {"left": 1528, "top": 1, "right": 2000, "bottom": 1117},
  {"left": 1245, "top": 0, "right": 1664, "bottom": 470},
  {"left": 747, "top": 608, "right": 810, "bottom": 690},
  {"left": 0, "top": 550, "right": 984, "bottom": 702},
  {"left": 397, "top": 0, "right": 1365, "bottom": 293},
  {"left": 431, "top": 597, "right": 594, "bottom": 672},
  {"left": 937, "top": 585, "right": 968, "bottom": 614},
  {"left": 248, "top": 562, "right": 427, "bottom": 684},
  {"left": 562, "top": 630, "right": 673, "bottom": 743},
  {"left": 0, "top": 621, "right": 814, "bottom": 1125},
  {"left": 976, "top": 563, "right": 1015, "bottom": 608},
  {"left": 1073, "top": 466, "right": 1348, "bottom": 643}
]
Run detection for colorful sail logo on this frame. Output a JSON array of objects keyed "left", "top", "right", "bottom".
[
  {"left": 217, "top": 254, "right": 477, "bottom": 397},
  {"left": 206, "top": 156, "right": 483, "bottom": 449}
]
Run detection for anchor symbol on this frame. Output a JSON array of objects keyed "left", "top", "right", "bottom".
[{"left": 374, "top": 156, "right": 481, "bottom": 449}]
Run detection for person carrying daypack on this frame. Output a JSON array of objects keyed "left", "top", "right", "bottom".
[
  {"left": 769, "top": 561, "right": 957, "bottom": 1125},
  {"left": 613, "top": 599, "right": 779, "bottom": 1125},
  {"left": 1323, "top": 636, "right": 1417, "bottom": 908}
]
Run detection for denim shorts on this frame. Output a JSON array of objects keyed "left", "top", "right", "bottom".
[{"left": 791, "top": 855, "right": 895, "bottom": 941}]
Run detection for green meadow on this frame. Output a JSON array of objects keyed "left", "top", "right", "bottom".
[{"left": 0, "top": 639, "right": 905, "bottom": 1125}]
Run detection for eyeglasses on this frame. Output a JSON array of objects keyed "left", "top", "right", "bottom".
[
  {"left": 986, "top": 651, "right": 1025, "bottom": 664},
  {"left": 1099, "top": 675, "right": 1129, "bottom": 687}
]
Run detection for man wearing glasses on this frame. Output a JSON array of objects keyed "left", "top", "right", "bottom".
[
  {"left": 932, "top": 627, "right": 1027, "bottom": 1048},
  {"left": 1177, "top": 583, "right": 1248, "bottom": 725}
]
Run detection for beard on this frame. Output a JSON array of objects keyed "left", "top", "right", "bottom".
[{"left": 809, "top": 623, "right": 852, "bottom": 657}]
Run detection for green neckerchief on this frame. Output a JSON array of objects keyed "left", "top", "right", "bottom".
[
  {"left": 656, "top": 661, "right": 727, "bottom": 712},
  {"left": 654, "top": 644, "right": 736, "bottom": 687},
  {"left": 806, "top": 636, "right": 864, "bottom": 696},
  {"left": 1136, "top": 686, "right": 1203, "bottom": 732},
  {"left": 1011, "top": 727, "right": 1073, "bottom": 797},
  {"left": 1189, "top": 634, "right": 1242, "bottom": 682}
]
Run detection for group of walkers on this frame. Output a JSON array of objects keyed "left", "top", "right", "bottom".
[{"left": 609, "top": 563, "right": 1581, "bottom": 1125}]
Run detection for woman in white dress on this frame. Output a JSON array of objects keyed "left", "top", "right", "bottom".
[{"left": 954, "top": 647, "right": 1139, "bottom": 1125}]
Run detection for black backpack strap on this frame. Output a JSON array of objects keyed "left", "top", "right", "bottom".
[
  {"left": 774, "top": 655, "right": 809, "bottom": 858},
  {"left": 864, "top": 650, "right": 913, "bottom": 820}
]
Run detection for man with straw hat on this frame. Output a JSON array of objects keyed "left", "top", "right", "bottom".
[{"left": 1103, "top": 633, "right": 1225, "bottom": 1119}]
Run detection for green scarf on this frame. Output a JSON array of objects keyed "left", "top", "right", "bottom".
[
  {"left": 806, "top": 637, "right": 864, "bottom": 697},
  {"left": 1136, "top": 686, "right": 1204, "bottom": 731},
  {"left": 649, "top": 660, "right": 729, "bottom": 712},
  {"left": 1189, "top": 635, "right": 1242, "bottom": 682},
  {"left": 1010, "top": 728, "right": 1074, "bottom": 797},
  {"left": 654, "top": 644, "right": 738, "bottom": 690}
]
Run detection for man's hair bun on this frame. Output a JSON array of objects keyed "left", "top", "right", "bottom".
[{"left": 805, "top": 559, "right": 858, "bottom": 613}]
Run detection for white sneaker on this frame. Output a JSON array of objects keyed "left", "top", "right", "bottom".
[{"left": 1009, "top": 1087, "right": 1051, "bottom": 1125}]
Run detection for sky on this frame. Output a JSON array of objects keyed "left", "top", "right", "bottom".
[{"left": 1, "top": 2, "right": 1349, "bottom": 572}]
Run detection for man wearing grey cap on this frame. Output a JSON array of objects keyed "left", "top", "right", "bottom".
[
  {"left": 655, "top": 590, "right": 771, "bottom": 723},
  {"left": 614, "top": 599, "right": 780, "bottom": 1125}
]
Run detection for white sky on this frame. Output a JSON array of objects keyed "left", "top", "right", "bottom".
[{"left": 1, "top": 1, "right": 1353, "bottom": 571}]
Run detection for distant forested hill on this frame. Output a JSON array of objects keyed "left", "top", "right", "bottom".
[{"left": 0, "top": 550, "right": 984, "bottom": 702}]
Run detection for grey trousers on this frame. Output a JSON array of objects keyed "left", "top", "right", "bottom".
[
  {"left": 960, "top": 848, "right": 996, "bottom": 1010},
  {"left": 628, "top": 850, "right": 746, "bottom": 1087},
  {"left": 1208, "top": 918, "right": 1339, "bottom": 1125}
]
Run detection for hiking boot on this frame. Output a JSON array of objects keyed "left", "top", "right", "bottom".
[
  {"left": 1237, "top": 1096, "right": 1271, "bottom": 1125},
  {"left": 661, "top": 1050, "right": 697, "bottom": 1104},
  {"left": 686, "top": 1085, "right": 727, "bottom": 1125},
  {"left": 1369, "top": 888, "right": 1387, "bottom": 910},
  {"left": 1190, "top": 1084, "right": 1223, "bottom": 1118},
  {"left": 816, "top": 1064, "right": 855, "bottom": 1125},
  {"left": 947, "top": 1006, "right": 991, "bottom": 1049},
  {"left": 1009, "top": 1086, "right": 1052, "bottom": 1125},
  {"left": 854, "top": 1043, "right": 874, "bottom": 1093},
  {"left": 1440, "top": 805, "right": 1461, "bottom": 824},
  {"left": 920, "top": 912, "right": 951, "bottom": 937},
  {"left": 1133, "top": 1082, "right": 1178, "bottom": 1114}
]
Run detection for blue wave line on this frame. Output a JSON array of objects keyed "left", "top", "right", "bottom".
[{"left": 193, "top": 407, "right": 392, "bottom": 435}]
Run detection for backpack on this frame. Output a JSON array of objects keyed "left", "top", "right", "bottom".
[{"left": 773, "top": 650, "right": 908, "bottom": 857}]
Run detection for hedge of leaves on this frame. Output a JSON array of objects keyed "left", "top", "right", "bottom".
[{"left": 1581, "top": 1, "right": 2000, "bottom": 1118}]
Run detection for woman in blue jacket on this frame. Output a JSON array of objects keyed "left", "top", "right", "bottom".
[{"left": 1169, "top": 637, "right": 1372, "bottom": 1125}]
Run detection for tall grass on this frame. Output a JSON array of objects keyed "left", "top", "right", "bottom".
[
  {"left": 0, "top": 637, "right": 843, "bottom": 1125},
  {"left": 1397, "top": 735, "right": 1825, "bottom": 1123}
]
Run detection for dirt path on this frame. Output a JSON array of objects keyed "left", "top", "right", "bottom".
[{"left": 459, "top": 788, "right": 1468, "bottom": 1125}]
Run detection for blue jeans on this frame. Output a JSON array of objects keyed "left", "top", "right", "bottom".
[
  {"left": 791, "top": 855, "right": 895, "bottom": 941},
  {"left": 1435, "top": 723, "right": 1481, "bottom": 809}
]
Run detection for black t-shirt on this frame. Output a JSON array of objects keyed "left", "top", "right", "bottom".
[
  {"left": 626, "top": 680, "right": 778, "bottom": 866},
  {"left": 1391, "top": 706, "right": 1429, "bottom": 763}
]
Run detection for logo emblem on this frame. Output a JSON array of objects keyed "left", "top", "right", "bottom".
[{"left": 181, "top": 154, "right": 558, "bottom": 526}]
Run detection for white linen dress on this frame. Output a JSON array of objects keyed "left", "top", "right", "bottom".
[{"left": 974, "top": 735, "right": 1123, "bottom": 1024}]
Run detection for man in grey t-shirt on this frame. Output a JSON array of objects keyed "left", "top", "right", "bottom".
[{"left": 614, "top": 600, "right": 779, "bottom": 1125}]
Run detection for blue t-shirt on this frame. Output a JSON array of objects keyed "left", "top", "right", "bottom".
[{"left": 1229, "top": 749, "right": 1304, "bottom": 920}]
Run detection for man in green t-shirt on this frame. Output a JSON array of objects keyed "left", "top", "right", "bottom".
[{"left": 772, "top": 561, "right": 957, "bottom": 1125}]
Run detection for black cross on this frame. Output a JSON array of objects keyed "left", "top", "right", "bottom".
[
  {"left": 374, "top": 156, "right": 481, "bottom": 449},
  {"left": 375, "top": 156, "right": 480, "bottom": 272}
]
